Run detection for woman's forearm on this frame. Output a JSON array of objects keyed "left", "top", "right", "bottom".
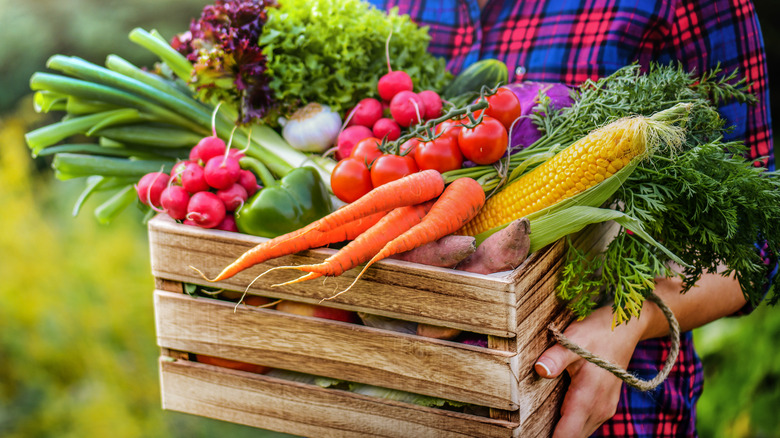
[{"left": 639, "top": 271, "right": 747, "bottom": 341}]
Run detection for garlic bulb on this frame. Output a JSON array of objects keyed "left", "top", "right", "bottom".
[{"left": 280, "top": 102, "right": 342, "bottom": 153}]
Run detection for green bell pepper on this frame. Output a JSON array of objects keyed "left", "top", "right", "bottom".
[{"left": 235, "top": 165, "right": 334, "bottom": 238}]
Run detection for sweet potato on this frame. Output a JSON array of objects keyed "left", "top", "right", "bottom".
[
  {"left": 390, "top": 235, "right": 476, "bottom": 268},
  {"left": 416, "top": 323, "right": 462, "bottom": 340},
  {"left": 456, "top": 217, "right": 531, "bottom": 274}
]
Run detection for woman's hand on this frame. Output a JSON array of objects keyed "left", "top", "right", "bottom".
[
  {"left": 534, "top": 304, "right": 650, "bottom": 438},
  {"left": 535, "top": 272, "right": 747, "bottom": 437}
]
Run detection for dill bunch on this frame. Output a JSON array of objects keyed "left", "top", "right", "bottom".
[{"left": 546, "top": 63, "right": 778, "bottom": 324}]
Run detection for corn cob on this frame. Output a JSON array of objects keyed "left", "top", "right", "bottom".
[{"left": 460, "top": 106, "right": 688, "bottom": 237}]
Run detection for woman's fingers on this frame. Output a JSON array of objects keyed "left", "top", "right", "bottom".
[
  {"left": 553, "top": 361, "right": 623, "bottom": 438},
  {"left": 535, "top": 342, "right": 581, "bottom": 378}
]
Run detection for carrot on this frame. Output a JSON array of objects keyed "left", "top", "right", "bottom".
[
  {"left": 327, "top": 177, "right": 485, "bottom": 300},
  {"left": 274, "top": 201, "right": 434, "bottom": 287},
  {"left": 197, "top": 211, "right": 387, "bottom": 282},
  {"left": 312, "top": 169, "right": 444, "bottom": 233}
]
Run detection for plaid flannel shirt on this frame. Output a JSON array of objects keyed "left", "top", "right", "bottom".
[{"left": 365, "top": 0, "right": 774, "bottom": 436}]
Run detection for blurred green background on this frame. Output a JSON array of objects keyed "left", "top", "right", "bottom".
[{"left": 0, "top": 1, "right": 777, "bottom": 437}]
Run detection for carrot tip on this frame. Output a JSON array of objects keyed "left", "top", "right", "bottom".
[{"left": 189, "top": 265, "right": 218, "bottom": 282}]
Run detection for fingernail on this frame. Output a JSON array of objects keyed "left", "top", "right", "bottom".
[{"left": 534, "top": 360, "right": 551, "bottom": 378}]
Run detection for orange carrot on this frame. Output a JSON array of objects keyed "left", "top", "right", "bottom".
[
  {"left": 201, "top": 169, "right": 443, "bottom": 283},
  {"left": 312, "top": 169, "right": 444, "bottom": 233},
  {"left": 274, "top": 201, "right": 434, "bottom": 287},
  {"left": 198, "top": 211, "right": 387, "bottom": 282},
  {"left": 328, "top": 177, "right": 485, "bottom": 300}
]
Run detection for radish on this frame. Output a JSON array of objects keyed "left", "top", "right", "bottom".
[
  {"left": 377, "top": 31, "right": 414, "bottom": 102},
  {"left": 169, "top": 161, "right": 190, "bottom": 185},
  {"left": 378, "top": 71, "right": 414, "bottom": 102},
  {"left": 215, "top": 214, "right": 239, "bottom": 232},
  {"left": 372, "top": 117, "right": 401, "bottom": 141},
  {"left": 181, "top": 162, "right": 210, "bottom": 193},
  {"left": 418, "top": 90, "right": 443, "bottom": 120},
  {"left": 389, "top": 91, "right": 427, "bottom": 127},
  {"left": 135, "top": 171, "right": 169, "bottom": 207},
  {"left": 160, "top": 185, "right": 191, "bottom": 220},
  {"left": 204, "top": 155, "right": 241, "bottom": 190},
  {"left": 238, "top": 169, "right": 260, "bottom": 197},
  {"left": 216, "top": 183, "right": 248, "bottom": 211},
  {"left": 196, "top": 136, "right": 227, "bottom": 163},
  {"left": 336, "top": 125, "right": 374, "bottom": 160},
  {"left": 228, "top": 148, "right": 245, "bottom": 161},
  {"left": 186, "top": 191, "right": 226, "bottom": 228},
  {"left": 347, "top": 98, "right": 383, "bottom": 128},
  {"left": 188, "top": 145, "right": 201, "bottom": 162}
]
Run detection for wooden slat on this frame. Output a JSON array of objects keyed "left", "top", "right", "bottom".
[
  {"left": 155, "top": 290, "right": 520, "bottom": 410},
  {"left": 148, "top": 215, "right": 560, "bottom": 337},
  {"left": 160, "top": 358, "right": 522, "bottom": 438}
]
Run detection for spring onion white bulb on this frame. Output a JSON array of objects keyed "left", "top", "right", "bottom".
[{"left": 279, "top": 103, "right": 342, "bottom": 153}]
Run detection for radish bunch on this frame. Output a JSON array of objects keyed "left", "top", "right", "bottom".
[
  {"left": 335, "top": 34, "right": 442, "bottom": 159},
  {"left": 135, "top": 135, "right": 260, "bottom": 231}
]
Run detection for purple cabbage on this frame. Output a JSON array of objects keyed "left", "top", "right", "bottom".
[{"left": 505, "top": 82, "right": 573, "bottom": 153}]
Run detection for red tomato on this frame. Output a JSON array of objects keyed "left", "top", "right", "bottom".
[
  {"left": 475, "top": 87, "right": 523, "bottom": 132},
  {"left": 331, "top": 157, "right": 374, "bottom": 203},
  {"left": 457, "top": 115, "right": 508, "bottom": 165},
  {"left": 370, "top": 154, "right": 419, "bottom": 187},
  {"left": 349, "top": 137, "right": 383, "bottom": 166},
  {"left": 399, "top": 137, "right": 421, "bottom": 156},
  {"left": 414, "top": 136, "right": 463, "bottom": 173},
  {"left": 435, "top": 118, "right": 465, "bottom": 144}
]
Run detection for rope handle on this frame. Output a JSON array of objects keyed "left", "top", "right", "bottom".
[{"left": 548, "top": 291, "right": 681, "bottom": 392}]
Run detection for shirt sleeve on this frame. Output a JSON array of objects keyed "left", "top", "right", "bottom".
[{"left": 664, "top": 0, "right": 773, "bottom": 170}]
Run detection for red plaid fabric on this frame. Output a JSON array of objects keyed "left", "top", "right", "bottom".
[{"left": 366, "top": 1, "right": 774, "bottom": 436}]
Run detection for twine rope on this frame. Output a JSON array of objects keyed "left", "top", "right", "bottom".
[{"left": 548, "top": 291, "right": 681, "bottom": 392}]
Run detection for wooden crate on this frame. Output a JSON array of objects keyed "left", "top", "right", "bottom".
[{"left": 148, "top": 214, "right": 603, "bottom": 437}]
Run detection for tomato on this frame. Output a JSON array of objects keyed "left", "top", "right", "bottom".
[
  {"left": 350, "top": 137, "right": 383, "bottom": 166},
  {"left": 457, "top": 115, "right": 508, "bottom": 165},
  {"left": 370, "top": 154, "right": 419, "bottom": 187},
  {"left": 414, "top": 135, "right": 463, "bottom": 173},
  {"left": 399, "top": 137, "right": 421, "bottom": 155},
  {"left": 475, "top": 87, "right": 523, "bottom": 131},
  {"left": 435, "top": 118, "right": 466, "bottom": 144},
  {"left": 331, "top": 157, "right": 374, "bottom": 203}
]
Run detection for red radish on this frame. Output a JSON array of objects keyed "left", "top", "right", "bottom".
[
  {"left": 228, "top": 148, "right": 245, "bottom": 161},
  {"left": 188, "top": 145, "right": 200, "bottom": 162},
  {"left": 418, "top": 90, "right": 443, "bottom": 119},
  {"left": 169, "top": 161, "right": 190, "bottom": 185},
  {"left": 186, "top": 191, "right": 226, "bottom": 228},
  {"left": 378, "top": 71, "right": 413, "bottom": 102},
  {"left": 135, "top": 171, "right": 168, "bottom": 207},
  {"left": 377, "top": 31, "right": 414, "bottom": 102},
  {"left": 336, "top": 125, "right": 374, "bottom": 160},
  {"left": 372, "top": 117, "right": 401, "bottom": 141},
  {"left": 347, "top": 98, "right": 383, "bottom": 128},
  {"left": 183, "top": 218, "right": 199, "bottom": 226},
  {"left": 181, "top": 162, "right": 210, "bottom": 193},
  {"left": 217, "top": 183, "right": 248, "bottom": 211},
  {"left": 196, "top": 136, "right": 227, "bottom": 163},
  {"left": 215, "top": 215, "right": 239, "bottom": 232},
  {"left": 238, "top": 169, "right": 260, "bottom": 196},
  {"left": 390, "top": 91, "right": 427, "bottom": 127},
  {"left": 160, "top": 185, "right": 191, "bottom": 220},
  {"left": 204, "top": 156, "right": 241, "bottom": 190}
]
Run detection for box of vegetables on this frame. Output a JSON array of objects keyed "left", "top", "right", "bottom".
[{"left": 24, "top": 0, "right": 780, "bottom": 436}]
